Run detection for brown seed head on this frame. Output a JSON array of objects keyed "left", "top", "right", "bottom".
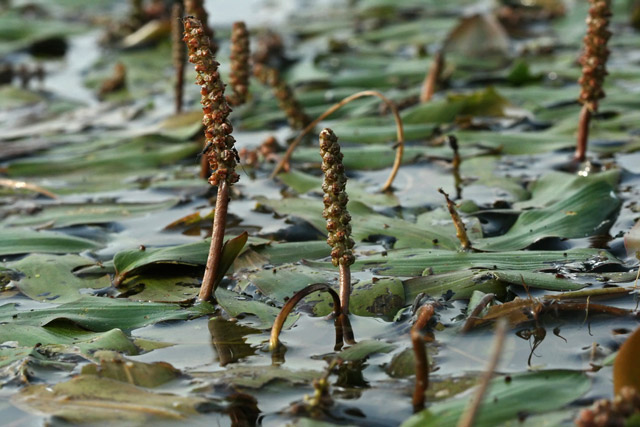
[
  {"left": 183, "top": 16, "right": 238, "bottom": 186},
  {"left": 319, "top": 128, "right": 354, "bottom": 267}
]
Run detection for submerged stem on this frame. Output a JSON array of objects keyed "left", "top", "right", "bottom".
[
  {"left": 412, "top": 304, "right": 435, "bottom": 412},
  {"left": 270, "top": 90, "right": 405, "bottom": 192}
]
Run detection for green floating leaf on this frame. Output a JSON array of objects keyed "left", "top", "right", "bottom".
[
  {"left": 476, "top": 174, "right": 620, "bottom": 251},
  {"left": 82, "top": 351, "right": 181, "bottom": 388},
  {"left": 0, "top": 323, "right": 139, "bottom": 357},
  {"left": 216, "top": 232, "right": 249, "bottom": 287},
  {"left": 257, "top": 197, "right": 460, "bottom": 250},
  {"left": 319, "top": 247, "right": 614, "bottom": 277},
  {"left": 120, "top": 275, "right": 199, "bottom": 303},
  {"left": 5, "top": 254, "right": 111, "bottom": 303},
  {"left": 8, "top": 134, "right": 199, "bottom": 177},
  {"left": 11, "top": 375, "right": 217, "bottom": 423},
  {"left": 193, "top": 365, "right": 321, "bottom": 389},
  {"left": 404, "top": 270, "right": 585, "bottom": 301},
  {"left": 0, "top": 228, "right": 101, "bottom": 256},
  {"left": 402, "top": 370, "right": 590, "bottom": 427},
  {"left": 277, "top": 169, "right": 399, "bottom": 207},
  {"left": 0, "top": 296, "right": 214, "bottom": 332},
  {"left": 2, "top": 199, "right": 178, "bottom": 228},
  {"left": 401, "top": 87, "right": 509, "bottom": 125},
  {"left": 216, "top": 288, "right": 299, "bottom": 330},
  {"left": 337, "top": 340, "right": 396, "bottom": 362}
]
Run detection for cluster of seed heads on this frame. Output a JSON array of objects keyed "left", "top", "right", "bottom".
[
  {"left": 253, "top": 63, "right": 310, "bottom": 130},
  {"left": 227, "top": 22, "right": 250, "bottom": 106},
  {"left": 183, "top": 16, "right": 238, "bottom": 186},
  {"left": 575, "top": 386, "right": 640, "bottom": 426},
  {"left": 578, "top": 0, "right": 611, "bottom": 111},
  {"left": 319, "top": 128, "right": 355, "bottom": 267},
  {"left": 185, "top": 0, "right": 218, "bottom": 56}
]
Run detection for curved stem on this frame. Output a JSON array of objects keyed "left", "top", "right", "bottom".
[
  {"left": 270, "top": 283, "right": 354, "bottom": 351},
  {"left": 461, "top": 293, "right": 495, "bottom": 333},
  {"left": 199, "top": 181, "right": 229, "bottom": 301},
  {"left": 412, "top": 304, "right": 435, "bottom": 412},
  {"left": 270, "top": 90, "right": 405, "bottom": 192}
]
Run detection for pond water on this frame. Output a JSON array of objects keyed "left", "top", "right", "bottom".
[{"left": 0, "top": 0, "right": 640, "bottom": 425}]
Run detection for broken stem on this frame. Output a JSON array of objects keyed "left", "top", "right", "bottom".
[
  {"left": 439, "top": 188, "right": 472, "bottom": 251},
  {"left": 420, "top": 51, "right": 443, "bottom": 103},
  {"left": 270, "top": 90, "right": 405, "bottom": 192},
  {"left": 412, "top": 304, "right": 435, "bottom": 412},
  {"left": 269, "top": 283, "right": 354, "bottom": 351},
  {"left": 457, "top": 317, "right": 507, "bottom": 427},
  {"left": 199, "top": 181, "right": 229, "bottom": 301},
  {"left": 461, "top": 293, "right": 496, "bottom": 333}
]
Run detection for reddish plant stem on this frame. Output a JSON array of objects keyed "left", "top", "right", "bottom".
[
  {"left": 412, "top": 304, "right": 435, "bottom": 412},
  {"left": 461, "top": 293, "right": 496, "bottom": 333},
  {"left": 575, "top": 105, "right": 591, "bottom": 162},
  {"left": 199, "top": 181, "right": 229, "bottom": 301},
  {"left": 420, "top": 51, "right": 443, "bottom": 103},
  {"left": 171, "top": 2, "right": 185, "bottom": 114},
  {"left": 269, "top": 283, "right": 354, "bottom": 351},
  {"left": 339, "top": 264, "right": 351, "bottom": 315}
]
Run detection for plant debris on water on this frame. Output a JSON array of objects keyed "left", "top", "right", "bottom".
[{"left": 2, "top": 0, "right": 640, "bottom": 425}]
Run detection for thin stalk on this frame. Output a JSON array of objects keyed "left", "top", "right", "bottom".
[
  {"left": 412, "top": 304, "right": 435, "bottom": 412},
  {"left": 339, "top": 264, "right": 351, "bottom": 315},
  {"left": 199, "top": 181, "right": 229, "bottom": 301},
  {"left": 448, "top": 135, "right": 462, "bottom": 199},
  {"left": 269, "top": 283, "right": 354, "bottom": 351},
  {"left": 574, "top": 105, "right": 590, "bottom": 162},
  {"left": 438, "top": 188, "right": 472, "bottom": 250},
  {"left": 270, "top": 90, "right": 405, "bottom": 192},
  {"left": 171, "top": 1, "right": 185, "bottom": 114},
  {"left": 457, "top": 317, "right": 507, "bottom": 427},
  {"left": 420, "top": 51, "right": 443, "bottom": 103}
]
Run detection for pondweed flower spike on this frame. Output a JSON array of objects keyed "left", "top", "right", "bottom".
[
  {"left": 269, "top": 283, "right": 354, "bottom": 353},
  {"left": 438, "top": 188, "right": 472, "bottom": 251},
  {"left": 575, "top": 386, "right": 640, "bottom": 426},
  {"left": 575, "top": 0, "right": 612, "bottom": 162},
  {"left": 183, "top": 16, "right": 239, "bottom": 301},
  {"left": 320, "top": 129, "right": 355, "bottom": 315},
  {"left": 271, "top": 90, "right": 405, "bottom": 192},
  {"left": 412, "top": 304, "right": 435, "bottom": 412},
  {"left": 420, "top": 50, "right": 444, "bottom": 103},
  {"left": 227, "top": 22, "right": 250, "bottom": 107},
  {"left": 185, "top": 0, "right": 218, "bottom": 56},
  {"left": 171, "top": 1, "right": 186, "bottom": 114},
  {"left": 253, "top": 63, "right": 311, "bottom": 130},
  {"left": 457, "top": 318, "right": 507, "bottom": 427}
]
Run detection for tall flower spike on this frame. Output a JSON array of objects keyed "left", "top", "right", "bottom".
[
  {"left": 253, "top": 63, "right": 311, "bottom": 130},
  {"left": 183, "top": 16, "right": 239, "bottom": 301},
  {"left": 575, "top": 0, "right": 612, "bottom": 162},
  {"left": 320, "top": 128, "right": 355, "bottom": 314},
  {"left": 227, "top": 22, "right": 250, "bottom": 107},
  {"left": 184, "top": 0, "right": 218, "bottom": 56}
]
